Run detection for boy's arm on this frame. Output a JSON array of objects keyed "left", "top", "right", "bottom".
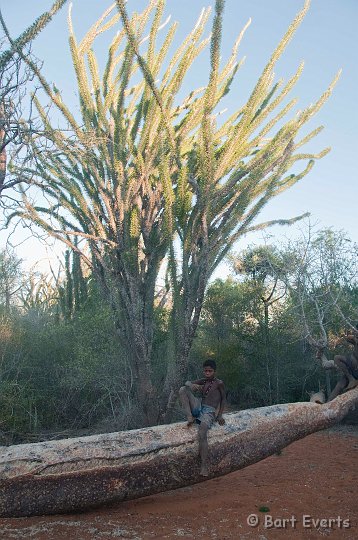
[
  {"left": 185, "top": 378, "right": 205, "bottom": 386},
  {"left": 216, "top": 382, "right": 226, "bottom": 425},
  {"left": 185, "top": 379, "right": 204, "bottom": 393}
]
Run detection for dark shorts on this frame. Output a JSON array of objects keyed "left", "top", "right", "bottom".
[{"left": 191, "top": 403, "right": 216, "bottom": 428}]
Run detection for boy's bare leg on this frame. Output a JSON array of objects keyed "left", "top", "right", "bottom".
[
  {"left": 179, "top": 386, "right": 198, "bottom": 426},
  {"left": 335, "top": 358, "right": 358, "bottom": 390},
  {"left": 198, "top": 423, "right": 209, "bottom": 476}
]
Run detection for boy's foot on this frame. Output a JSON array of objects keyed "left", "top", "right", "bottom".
[
  {"left": 346, "top": 377, "right": 358, "bottom": 390},
  {"left": 199, "top": 465, "right": 209, "bottom": 477},
  {"left": 187, "top": 416, "right": 196, "bottom": 427}
]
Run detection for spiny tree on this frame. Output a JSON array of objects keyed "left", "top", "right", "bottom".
[
  {"left": 0, "top": 0, "right": 68, "bottom": 196},
  {"left": 0, "top": 248, "right": 23, "bottom": 312},
  {"left": 19, "top": 270, "right": 58, "bottom": 316},
  {"left": 286, "top": 228, "right": 358, "bottom": 370},
  {"left": 8, "top": 0, "right": 340, "bottom": 424}
]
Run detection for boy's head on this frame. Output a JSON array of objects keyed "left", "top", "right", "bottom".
[{"left": 203, "top": 359, "right": 216, "bottom": 378}]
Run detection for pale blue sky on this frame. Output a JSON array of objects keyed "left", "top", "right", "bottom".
[{"left": 0, "top": 0, "right": 357, "bottom": 273}]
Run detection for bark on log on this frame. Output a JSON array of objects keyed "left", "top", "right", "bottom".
[{"left": 1, "top": 389, "right": 357, "bottom": 518}]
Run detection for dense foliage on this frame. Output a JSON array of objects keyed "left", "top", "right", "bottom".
[{"left": 1, "top": 229, "right": 357, "bottom": 445}]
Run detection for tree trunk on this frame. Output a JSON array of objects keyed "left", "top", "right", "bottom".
[
  {"left": 160, "top": 347, "right": 191, "bottom": 424},
  {"left": 160, "top": 308, "right": 197, "bottom": 423},
  {"left": 160, "top": 255, "right": 209, "bottom": 422},
  {"left": 101, "top": 269, "right": 159, "bottom": 426},
  {"left": 325, "top": 370, "right": 332, "bottom": 397},
  {"left": 1, "top": 388, "right": 357, "bottom": 518},
  {"left": 123, "top": 300, "right": 158, "bottom": 425},
  {"left": 121, "top": 323, "right": 159, "bottom": 427},
  {"left": 0, "top": 139, "right": 6, "bottom": 194},
  {"left": 263, "top": 301, "right": 272, "bottom": 404},
  {"left": 0, "top": 107, "right": 7, "bottom": 194},
  {"left": 5, "top": 281, "right": 11, "bottom": 313}
]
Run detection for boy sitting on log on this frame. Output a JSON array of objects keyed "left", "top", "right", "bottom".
[{"left": 179, "top": 359, "right": 226, "bottom": 476}]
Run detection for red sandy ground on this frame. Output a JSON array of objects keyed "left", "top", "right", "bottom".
[{"left": 0, "top": 426, "right": 357, "bottom": 540}]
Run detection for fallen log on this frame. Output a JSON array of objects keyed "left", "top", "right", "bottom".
[{"left": 1, "top": 389, "right": 357, "bottom": 518}]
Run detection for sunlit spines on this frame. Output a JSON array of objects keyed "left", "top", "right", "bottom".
[
  {"left": 147, "top": 0, "right": 165, "bottom": 69},
  {"left": 297, "top": 70, "right": 342, "bottom": 129},
  {"left": 79, "top": 4, "right": 120, "bottom": 56},
  {"left": 161, "top": 8, "right": 211, "bottom": 90},
  {"left": 129, "top": 207, "right": 141, "bottom": 238},
  {"left": 249, "top": 0, "right": 310, "bottom": 111},
  {"left": 227, "top": 1, "right": 310, "bottom": 155},
  {"left": 68, "top": 30, "right": 96, "bottom": 129},
  {"left": 294, "top": 126, "right": 324, "bottom": 150},
  {"left": 87, "top": 49, "right": 109, "bottom": 134},
  {"left": 174, "top": 166, "right": 192, "bottom": 229},
  {"left": 199, "top": 0, "right": 224, "bottom": 191},
  {"left": 218, "top": 18, "right": 251, "bottom": 84},
  {"left": 103, "top": 30, "right": 126, "bottom": 99},
  {"left": 117, "top": 0, "right": 180, "bottom": 168}
]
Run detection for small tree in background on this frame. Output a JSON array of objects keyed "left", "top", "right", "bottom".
[
  {"left": 6, "top": 0, "right": 340, "bottom": 424},
  {"left": 0, "top": 248, "right": 23, "bottom": 312},
  {"left": 230, "top": 245, "right": 294, "bottom": 403}
]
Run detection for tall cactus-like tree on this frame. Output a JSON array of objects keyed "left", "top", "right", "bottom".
[{"left": 9, "top": 0, "right": 340, "bottom": 424}]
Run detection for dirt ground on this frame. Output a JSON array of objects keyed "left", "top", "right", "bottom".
[{"left": 0, "top": 426, "right": 357, "bottom": 540}]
